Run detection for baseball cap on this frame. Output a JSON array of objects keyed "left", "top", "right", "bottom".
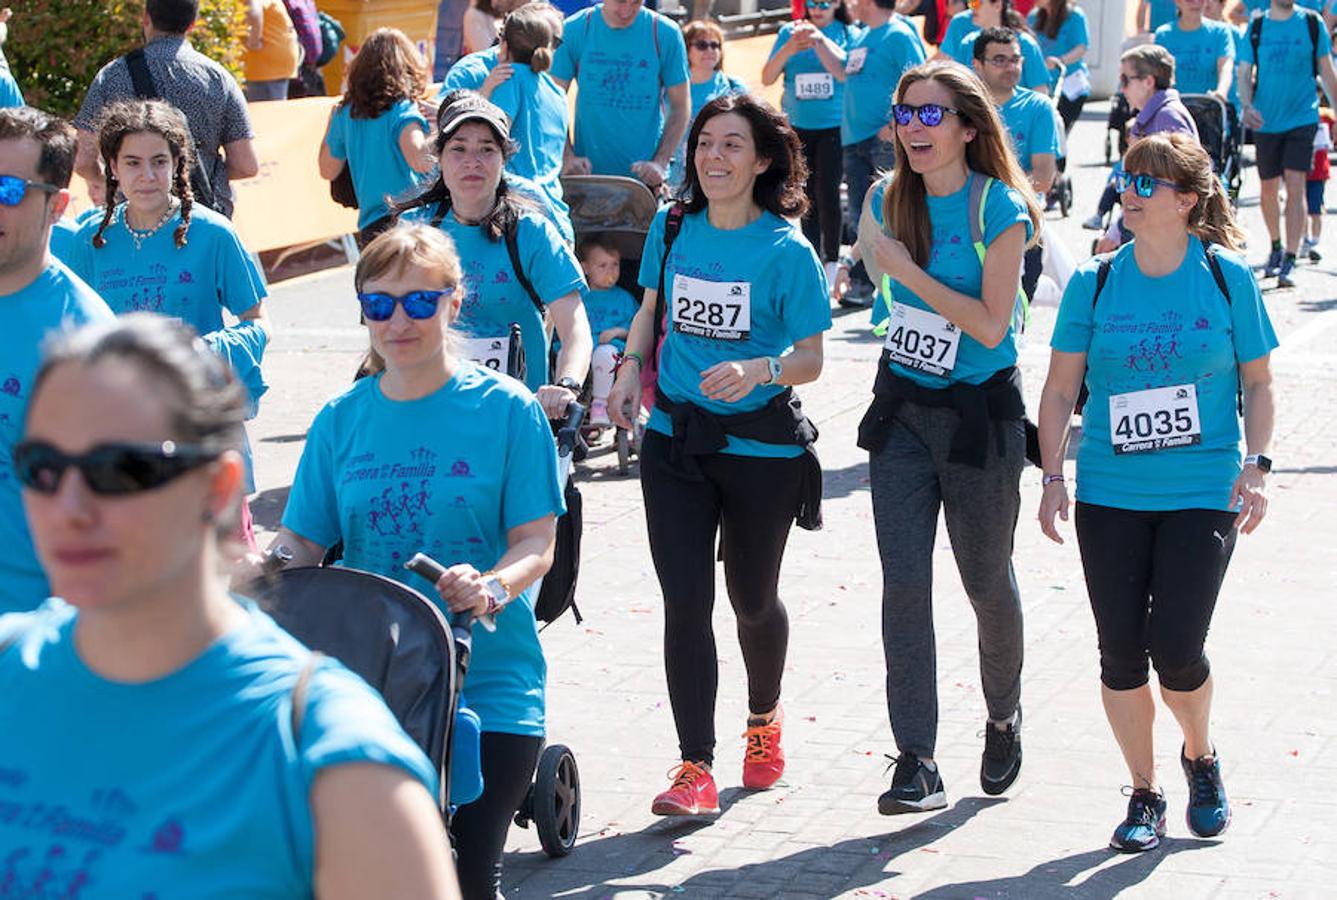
[{"left": 437, "top": 92, "right": 512, "bottom": 143}]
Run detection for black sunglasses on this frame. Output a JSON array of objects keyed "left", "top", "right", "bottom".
[
  {"left": 691, "top": 40, "right": 722, "bottom": 50},
  {"left": 12, "top": 440, "right": 221, "bottom": 496}
]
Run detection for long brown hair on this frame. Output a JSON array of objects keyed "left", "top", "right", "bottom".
[
  {"left": 502, "top": 4, "right": 558, "bottom": 73},
  {"left": 92, "top": 100, "right": 194, "bottom": 250},
  {"left": 1122, "top": 132, "right": 1246, "bottom": 252},
  {"left": 344, "top": 28, "right": 429, "bottom": 120},
  {"left": 1031, "top": 0, "right": 1071, "bottom": 39},
  {"left": 881, "top": 61, "right": 1042, "bottom": 266}
]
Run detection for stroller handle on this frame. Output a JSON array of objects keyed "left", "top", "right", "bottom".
[
  {"left": 555, "top": 401, "right": 586, "bottom": 458},
  {"left": 405, "top": 553, "right": 497, "bottom": 632}
]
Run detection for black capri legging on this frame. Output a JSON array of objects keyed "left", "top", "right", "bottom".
[
  {"left": 450, "top": 731, "right": 544, "bottom": 899},
  {"left": 1074, "top": 502, "right": 1238, "bottom": 693},
  {"left": 1057, "top": 92, "right": 1088, "bottom": 135},
  {"left": 795, "top": 125, "right": 843, "bottom": 263},
  {"left": 640, "top": 430, "right": 805, "bottom": 766}
]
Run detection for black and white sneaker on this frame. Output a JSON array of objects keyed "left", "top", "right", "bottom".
[
  {"left": 980, "top": 707, "right": 1022, "bottom": 796},
  {"left": 878, "top": 752, "right": 947, "bottom": 815}
]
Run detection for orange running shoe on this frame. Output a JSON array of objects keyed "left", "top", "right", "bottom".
[
  {"left": 651, "top": 761, "right": 719, "bottom": 816},
  {"left": 742, "top": 705, "right": 786, "bottom": 790}
]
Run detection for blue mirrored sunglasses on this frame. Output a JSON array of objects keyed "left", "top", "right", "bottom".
[
  {"left": 0, "top": 173, "right": 60, "bottom": 206},
  {"left": 891, "top": 103, "right": 962, "bottom": 128},
  {"left": 1114, "top": 171, "right": 1182, "bottom": 198},
  {"left": 357, "top": 288, "right": 453, "bottom": 322},
  {"left": 806, "top": 0, "right": 834, "bottom": 8}
]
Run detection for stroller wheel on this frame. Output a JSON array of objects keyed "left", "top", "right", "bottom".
[
  {"left": 1059, "top": 178, "right": 1073, "bottom": 217},
  {"left": 616, "top": 428, "right": 632, "bottom": 475},
  {"left": 533, "top": 744, "right": 581, "bottom": 858}
]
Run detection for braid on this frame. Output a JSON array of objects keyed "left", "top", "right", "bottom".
[
  {"left": 92, "top": 171, "right": 119, "bottom": 249},
  {"left": 173, "top": 157, "right": 193, "bottom": 248}
]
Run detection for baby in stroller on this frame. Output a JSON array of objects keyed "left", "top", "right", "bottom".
[{"left": 578, "top": 234, "right": 639, "bottom": 426}]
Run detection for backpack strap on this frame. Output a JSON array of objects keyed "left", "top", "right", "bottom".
[
  {"left": 1307, "top": 10, "right": 1321, "bottom": 79},
  {"left": 968, "top": 174, "right": 1031, "bottom": 333},
  {"left": 125, "top": 48, "right": 158, "bottom": 100},
  {"left": 503, "top": 216, "right": 546, "bottom": 319},
  {"left": 1202, "top": 242, "right": 1244, "bottom": 415},
  {"left": 650, "top": 203, "right": 686, "bottom": 373},
  {"left": 1248, "top": 15, "right": 1263, "bottom": 91}
]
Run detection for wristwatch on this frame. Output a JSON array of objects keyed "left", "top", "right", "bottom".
[
  {"left": 762, "top": 356, "right": 783, "bottom": 386},
  {"left": 482, "top": 573, "right": 510, "bottom": 615},
  {"left": 1243, "top": 454, "right": 1272, "bottom": 473},
  {"left": 554, "top": 376, "right": 582, "bottom": 393}
]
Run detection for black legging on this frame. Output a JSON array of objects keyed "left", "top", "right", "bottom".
[
  {"left": 796, "top": 125, "right": 843, "bottom": 263},
  {"left": 1058, "top": 92, "right": 1088, "bottom": 135},
  {"left": 1074, "top": 503, "right": 1237, "bottom": 693},
  {"left": 640, "top": 430, "right": 805, "bottom": 766},
  {"left": 450, "top": 731, "right": 543, "bottom": 899}
]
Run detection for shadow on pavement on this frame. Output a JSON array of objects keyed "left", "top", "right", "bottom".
[
  {"left": 918, "top": 836, "right": 1214, "bottom": 899},
  {"left": 823, "top": 460, "right": 870, "bottom": 500}
]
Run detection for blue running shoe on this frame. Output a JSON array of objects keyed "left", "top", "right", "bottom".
[
  {"left": 1278, "top": 255, "right": 1297, "bottom": 288},
  {"left": 1181, "top": 747, "right": 1231, "bottom": 838},
  {"left": 1263, "top": 248, "right": 1283, "bottom": 278},
  {"left": 1110, "top": 788, "right": 1167, "bottom": 853}
]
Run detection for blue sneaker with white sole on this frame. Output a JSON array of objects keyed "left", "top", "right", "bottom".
[{"left": 1181, "top": 747, "right": 1231, "bottom": 838}]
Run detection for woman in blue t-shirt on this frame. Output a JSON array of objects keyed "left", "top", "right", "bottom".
[
  {"left": 1037, "top": 132, "right": 1277, "bottom": 854},
  {"left": 319, "top": 27, "right": 435, "bottom": 247},
  {"left": 607, "top": 92, "right": 832, "bottom": 819},
  {"left": 74, "top": 99, "right": 271, "bottom": 552},
  {"left": 395, "top": 91, "right": 593, "bottom": 413},
  {"left": 668, "top": 20, "right": 750, "bottom": 190},
  {"left": 762, "top": 0, "right": 853, "bottom": 283},
  {"left": 855, "top": 60, "right": 1041, "bottom": 816},
  {"left": 1, "top": 315, "right": 458, "bottom": 898},
  {"left": 1028, "top": 0, "right": 1090, "bottom": 132},
  {"left": 267, "top": 225, "right": 565, "bottom": 898}
]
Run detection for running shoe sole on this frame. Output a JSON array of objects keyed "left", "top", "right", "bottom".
[
  {"left": 980, "top": 745, "right": 1022, "bottom": 796},
  {"left": 651, "top": 799, "right": 720, "bottom": 817},
  {"left": 1109, "top": 816, "right": 1166, "bottom": 853},
  {"left": 877, "top": 790, "right": 947, "bottom": 815},
  {"left": 1186, "top": 805, "right": 1231, "bottom": 838}
]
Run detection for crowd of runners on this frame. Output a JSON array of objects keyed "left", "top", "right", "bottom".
[{"left": 0, "top": 0, "right": 1313, "bottom": 893}]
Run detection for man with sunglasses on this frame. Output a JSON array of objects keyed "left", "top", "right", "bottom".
[
  {"left": 838, "top": 0, "right": 926, "bottom": 305},
  {"left": 973, "top": 27, "right": 1057, "bottom": 303},
  {"left": 0, "top": 108, "right": 113, "bottom": 614}
]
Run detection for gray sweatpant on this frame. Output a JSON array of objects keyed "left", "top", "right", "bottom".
[{"left": 868, "top": 400, "right": 1026, "bottom": 759}]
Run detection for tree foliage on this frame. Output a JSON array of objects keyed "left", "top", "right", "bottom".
[{"left": 8, "top": 0, "right": 248, "bottom": 118}]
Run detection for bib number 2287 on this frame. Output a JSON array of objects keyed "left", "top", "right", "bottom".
[
  {"left": 1109, "top": 383, "right": 1202, "bottom": 455},
  {"left": 672, "top": 274, "right": 752, "bottom": 341},
  {"left": 883, "top": 302, "right": 959, "bottom": 376}
]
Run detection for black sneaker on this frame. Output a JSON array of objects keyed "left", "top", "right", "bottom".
[
  {"left": 878, "top": 752, "right": 947, "bottom": 815},
  {"left": 1181, "top": 747, "right": 1231, "bottom": 838},
  {"left": 1110, "top": 788, "right": 1168, "bottom": 853},
  {"left": 980, "top": 708, "right": 1022, "bottom": 796},
  {"left": 1263, "top": 247, "right": 1284, "bottom": 277},
  {"left": 838, "top": 279, "right": 874, "bottom": 309}
]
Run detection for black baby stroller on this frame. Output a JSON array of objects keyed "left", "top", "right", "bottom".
[
  {"left": 560, "top": 174, "right": 659, "bottom": 475},
  {"left": 246, "top": 553, "right": 583, "bottom": 858},
  {"left": 1180, "top": 92, "right": 1243, "bottom": 204},
  {"left": 1106, "top": 92, "right": 1135, "bottom": 165}
]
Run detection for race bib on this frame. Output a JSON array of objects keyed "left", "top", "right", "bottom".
[
  {"left": 795, "top": 72, "right": 834, "bottom": 100},
  {"left": 461, "top": 335, "right": 509, "bottom": 372},
  {"left": 883, "top": 302, "right": 960, "bottom": 376},
  {"left": 1108, "top": 383, "right": 1202, "bottom": 455},
  {"left": 845, "top": 47, "right": 868, "bottom": 75},
  {"left": 671, "top": 274, "right": 752, "bottom": 341}
]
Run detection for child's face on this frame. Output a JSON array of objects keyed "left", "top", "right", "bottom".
[{"left": 582, "top": 244, "right": 621, "bottom": 290}]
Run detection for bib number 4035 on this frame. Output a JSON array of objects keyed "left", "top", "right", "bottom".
[{"left": 1109, "top": 383, "right": 1202, "bottom": 455}]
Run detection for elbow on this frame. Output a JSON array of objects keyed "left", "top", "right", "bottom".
[
  {"left": 980, "top": 322, "right": 1010, "bottom": 350},
  {"left": 236, "top": 160, "right": 261, "bottom": 180}
]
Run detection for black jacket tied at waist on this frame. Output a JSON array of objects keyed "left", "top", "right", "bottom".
[
  {"left": 857, "top": 353, "right": 1037, "bottom": 469},
  {"left": 654, "top": 386, "right": 823, "bottom": 531}
]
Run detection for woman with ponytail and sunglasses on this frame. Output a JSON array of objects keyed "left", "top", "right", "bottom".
[
  {"left": 1, "top": 315, "right": 459, "bottom": 898},
  {"left": 397, "top": 91, "right": 591, "bottom": 417},
  {"left": 70, "top": 100, "right": 271, "bottom": 550},
  {"left": 267, "top": 225, "right": 564, "bottom": 898},
  {"left": 939, "top": 0, "right": 1051, "bottom": 95},
  {"left": 856, "top": 61, "right": 1041, "bottom": 815},
  {"left": 1038, "top": 132, "right": 1276, "bottom": 853}
]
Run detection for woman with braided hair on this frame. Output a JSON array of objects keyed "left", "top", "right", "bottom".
[{"left": 70, "top": 99, "right": 272, "bottom": 550}]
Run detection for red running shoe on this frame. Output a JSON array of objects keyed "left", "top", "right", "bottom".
[
  {"left": 651, "top": 761, "right": 719, "bottom": 816},
  {"left": 742, "top": 705, "right": 785, "bottom": 790}
]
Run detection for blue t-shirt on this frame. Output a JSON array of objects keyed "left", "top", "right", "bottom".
[
  {"left": 0, "top": 63, "right": 22, "bottom": 108},
  {"left": 1154, "top": 19, "right": 1235, "bottom": 95},
  {"left": 326, "top": 99, "right": 431, "bottom": 231},
  {"left": 1051, "top": 238, "right": 1279, "bottom": 511},
  {"left": 48, "top": 217, "right": 79, "bottom": 265},
  {"left": 0, "top": 598, "right": 437, "bottom": 896},
  {"left": 432, "top": 206, "right": 585, "bottom": 391},
  {"left": 0, "top": 263, "right": 113, "bottom": 614},
  {"left": 941, "top": 13, "right": 1050, "bottom": 92},
  {"left": 1147, "top": 0, "right": 1179, "bottom": 31},
  {"left": 551, "top": 5, "right": 690, "bottom": 177},
  {"left": 668, "top": 70, "right": 748, "bottom": 187},
  {"left": 871, "top": 173, "right": 1033, "bottom": 387},
  {"left": 1238, "top": 10, "right": 1332, "bottom": 134},
  {"left": 637, "top": 207, "right": 832, "bottom": 457},
  {"left": 502, "top": 171, "right": 577, "bottom": 244},
  {"left": 492, "top": 64, "right": 569, "bottom": 221},
  {"left": 585, "top": 284, "right": 639, "bottom": 350},
  {"left": 999, "top": 86, "right": 1061, "bottom": 173},
  {"left": 441, "top": 46, "right": 500, "bottom": 94},
  {"left": 282, "top": 366, "right": 565, "bottom": 735},
  {"left": 841, "top": 17, "right": 927, "bottom": 145},
  {"left": 768, "top": 21, "right": 852, "bottom": 132},
  {"left": 1244, "top": 0, "right": 1327, "bottom": 14},
  {"left": 1029, "top": 7, "right": 1091, "bottom": 79}
]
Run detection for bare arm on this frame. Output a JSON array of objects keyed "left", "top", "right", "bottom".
[
  {"left": 654, "top": 82, "right": 691, "bottom": 168},
  {"left": 1231, "top": 354, "right": 1274, "bottom": 533},
  {"left": 1214, "top": 52, "right": 1233, "bottom": 98},
  {"left": 264, "top": 527, "right": 328, "bottom": 568},
  {"left": 397, "top": 122, "right": 435, "bottom": 174},
  {"left": 224, "top": 138, "right": 261, "bottom": 181},
  {"left": 245, "top": 0, "right": 265, "bottom": 51},
  {"left": 235, "top": 300, "right": 274, "bottom": 340},
  {"left": 536, "top": 291, "right": 594, "bottom": 419},
  {"left": 74, "top": 129, "right": 105, "bottom": 205},
  {"left": 318, "top": 136, "right": 344, "bottom": 180},
  {"left": 1036, "top": 348, "right": 1085, "bottom": 543},
  {"left": 312, "top": 764, "right": 460, "bottom": 900},
  {"left": 427, "top": 514, "right": 558, "bottom": 617},
  {"left": 1029, "top": 152, "right": 1057, "bottom": 196},
  {"left": 1320, "top": 54, "right": 1337, "bottom": 115},
  {"left": 812, "top": 31, "right": 849, "bottom": 81},
  {"left": 760, "top": 40, "right": 795, "bottom": 86}
]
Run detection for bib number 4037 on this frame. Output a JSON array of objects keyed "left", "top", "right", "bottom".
[
  {"left": 1109, "top": 383, "right": 1202, "bottom": 455},
  {"left": 883, "top": 302, "right": 959, "bottom": 376}
]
